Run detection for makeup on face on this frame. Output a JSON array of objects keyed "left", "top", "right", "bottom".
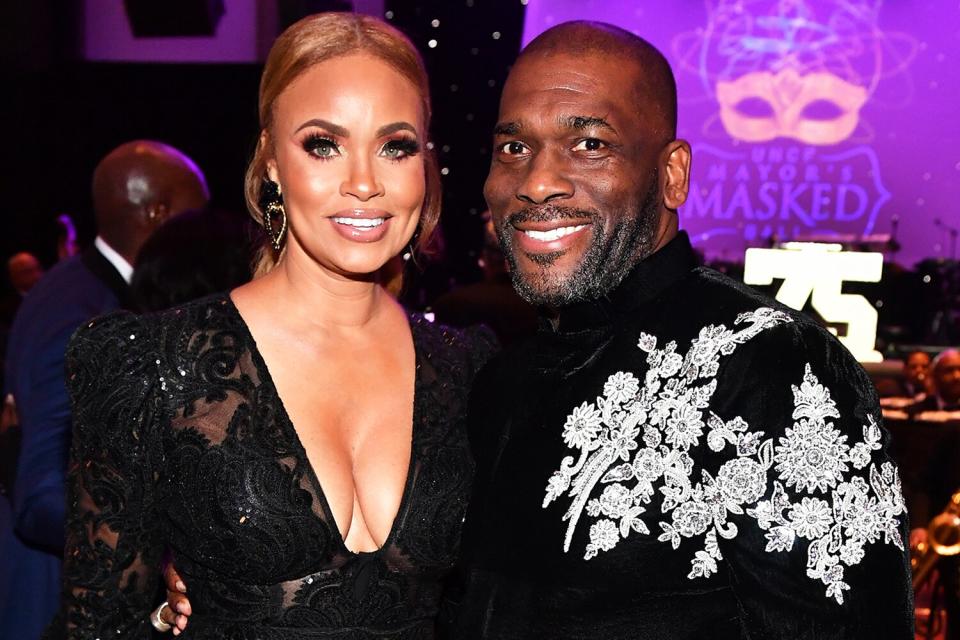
[
  {"left": 266, "top": 54, "right": 428, "bottom": 274},
  {"left": 329, "top": 208, "right": 394, "bottom": 243}
]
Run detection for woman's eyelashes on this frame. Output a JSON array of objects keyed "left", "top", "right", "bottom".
[
  {"left": 300, "top": 132, "right": 420, "bottom": 161},
  {"left": 302, "top": 133, "right": 340, "bottom": 159},
  {"left": 381, "top": 137, "right": 420, "bottom": 160}
]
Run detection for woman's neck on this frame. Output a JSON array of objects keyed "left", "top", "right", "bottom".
[{"left": 257, "top": 251, "right": 392, "bottom": 332}]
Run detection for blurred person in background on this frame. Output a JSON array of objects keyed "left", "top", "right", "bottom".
[
  {"left": 7, "top": 252, "right": 45, "bottom": 298},
  {"left": 431, "top": 210, "right": 536, "bottom": 345},
  {"left": 131, "top": 207, "right": 253, "bottom": 313},
  {"left": 907, "top": 349, "right": 960, "bottom": 639},
  {"left": 0, "top": 140, "right": 208, "bottom": 640},
  {"left": 910, "top": 349, "right": 960, "bottom": 415},
  {"left": 0, "top": 252, "right": 45, "bottom": 392},
  {"left": 880, "top": 350, "right": 934, "bottom": 399}
]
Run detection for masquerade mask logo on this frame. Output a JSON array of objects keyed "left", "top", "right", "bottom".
[
  {"left": 670, "top": 0, "right": 918, "bottom": 253},
  {"left": 717, "top": 67, "right": 867, "bottom": 145},
  {"left": 675, "top": 0, "right": 916, "bottom": 146}
]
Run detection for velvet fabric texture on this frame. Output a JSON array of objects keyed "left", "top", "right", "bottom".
[{"left": 445, "top": 232, "right": 913, "bottom": 639}]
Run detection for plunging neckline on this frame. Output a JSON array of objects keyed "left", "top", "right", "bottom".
[{"left": 222, "top": 293, "right": 421, "bottom": 557}]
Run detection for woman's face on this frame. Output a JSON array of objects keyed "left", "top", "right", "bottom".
[{"left": 267, "top": 54, "right": 426, "bottom": 278}]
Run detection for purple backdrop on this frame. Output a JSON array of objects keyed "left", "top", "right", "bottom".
[{"left": 523, "top": 0, "right": 960, "bottom": 266}]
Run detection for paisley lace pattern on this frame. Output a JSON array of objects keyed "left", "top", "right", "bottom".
[
  {"left": 542, "top": 308, "right": 906, "bottom": 604},
  {"left": 51, "top": 295, "right": 496, "bottom": 640}
]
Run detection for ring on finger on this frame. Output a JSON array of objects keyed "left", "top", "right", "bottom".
[{"left": 151, "top": 601, "right": 173, "bottom": 633}]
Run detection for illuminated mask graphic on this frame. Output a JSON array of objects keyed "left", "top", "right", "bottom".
[{"left": 717, "top": 68, "right": 867, "bottom": 145}]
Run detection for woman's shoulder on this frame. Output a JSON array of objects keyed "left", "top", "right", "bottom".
[
  {"left": 409, "top": 314, "right": 499, "bottom": 374},
  {"left": 68, "top": 294, "right": 243, "bottom": 381}
]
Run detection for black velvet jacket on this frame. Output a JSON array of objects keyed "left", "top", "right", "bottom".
[{"left": 446, "top": 232, "right": 913, "bottom": 639}]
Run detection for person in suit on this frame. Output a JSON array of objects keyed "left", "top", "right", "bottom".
[{"left": 0, "top": 140, "right": 208, "bottom": 639}]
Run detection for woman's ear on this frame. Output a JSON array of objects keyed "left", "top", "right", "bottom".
[{"left": 261, "top": 131, "right": 280, "bottom": 186}]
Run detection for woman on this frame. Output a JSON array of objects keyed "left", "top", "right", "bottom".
[{"left": 50, "top": 13, "right": 495, "bottom": 639}]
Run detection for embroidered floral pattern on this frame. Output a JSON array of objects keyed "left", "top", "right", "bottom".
[
  {"left": 562, "top": 401, "right": 603, "bottom": 449},
  {"left": 542, "top": 308, "right": 906, "bottom": 605}
]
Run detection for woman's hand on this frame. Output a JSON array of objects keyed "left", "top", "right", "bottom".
[{"left": 158, "top": 563, "right": 192, "bottom": 635}]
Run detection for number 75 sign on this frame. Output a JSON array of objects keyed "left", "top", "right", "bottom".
[{"left": 744, "top": 243, "right": 883, "bottom": 362}]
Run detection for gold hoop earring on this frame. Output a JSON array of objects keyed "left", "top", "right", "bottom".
[{"left": 259, "top": 179, "right": 287, "bottom": 251}]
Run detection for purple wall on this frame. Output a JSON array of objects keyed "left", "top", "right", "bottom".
[
  {"left": 523, "top": 1, "right": 960, "bottom": 266},
  {"left": 82, "top": 0, "right": 385, "bottom": 63}
]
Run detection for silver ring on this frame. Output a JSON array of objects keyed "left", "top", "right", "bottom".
[{"left": 151, "top": 601, "right": 173, "bottom": 633}]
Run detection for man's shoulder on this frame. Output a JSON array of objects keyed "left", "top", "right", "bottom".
[
  {"left": 652, "top": 266, "right": 865, "bottom": 383},
  {"left": 8, "top": 257, "right": 119, "bottom": 353},
  {"left": 681, "top": 266, "right": 806, "bottom": 322},
  {"left": 649, "top": 266, "right": 828, "bottom": 343}
]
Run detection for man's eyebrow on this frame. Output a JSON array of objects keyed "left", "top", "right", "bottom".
[
  {"left": 562, "top": 115, "right": 615, "bottom": 133},
  {"left": 493, "top": 122, "right": 521, "bottom": 136}
]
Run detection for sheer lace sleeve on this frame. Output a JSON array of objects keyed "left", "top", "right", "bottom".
[
  {"left": 48, "top": 312, "right": 165, "bottom": 639},
  {"left": 464, "top": 324, "right": 499, "bottom": 374}
]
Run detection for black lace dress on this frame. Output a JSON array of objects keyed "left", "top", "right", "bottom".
[{"left": 48, "top": 295, "right": 496, "bottom": 640}]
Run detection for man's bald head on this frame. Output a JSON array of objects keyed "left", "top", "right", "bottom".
[
  {"left": 485, "top": 20, "right": 691, "bottom": 308},
  {"left": 933, "top": 349, "right": 960, "bottom": 405},
  {"left": 517, "top": 21, "right": 678, "bottom": 141},
  {"left": 92, "top": 140, "right": 209, "bottom": 263},
  {"left": 7, "top": 252, "right": 43, "bottom": 295}
]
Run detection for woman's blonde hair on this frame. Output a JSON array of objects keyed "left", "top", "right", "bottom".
[{"left": 246, "top": 12, "right": 440, "bottom": 277}]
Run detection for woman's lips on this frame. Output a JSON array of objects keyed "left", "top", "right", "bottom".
[{"left": 329, "top": 210, "right": 392, "bottom": 243}]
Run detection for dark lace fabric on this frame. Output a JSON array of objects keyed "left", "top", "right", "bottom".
[{"left": 47, "top": 294, "right": 496, "bottom": 640}]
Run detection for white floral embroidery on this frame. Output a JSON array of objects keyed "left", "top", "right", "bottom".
[
  {"left": 542, "top": 308, "right": 906, "bottom": 605},
  {"left": 604, "top": 372, "right": 640, "bottom": 405},
  {"left": 562, "top": 401, "right": 603, "bottom": 449},
  {"left": 774, "top": 367, "right": 850, "bottom": 493},
  {"left": 788, "top": 497, "right": 833, "bottom": 539}
]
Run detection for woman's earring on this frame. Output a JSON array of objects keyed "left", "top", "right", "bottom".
[
  {"left": 404, "top": 227, "right": 421, "bottom": 267},
  {"left": 259, "top": 179, "right": 287, "bottom": 251}
]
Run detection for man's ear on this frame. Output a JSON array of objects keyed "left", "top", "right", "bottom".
[
  {"left": 661, "top": 139, "right": 692, "bottom": 210},
  {"left": 144, "top": 202, "right": 170, "bottom": 226},
  {"left": 261, "top": 130, "right": 280, "bottom": 185}
]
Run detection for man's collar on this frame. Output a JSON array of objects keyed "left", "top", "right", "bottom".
[
  {"left": 543, "top": 231, "right": 699, "bottom": 333},
  {"left": 94, "top": 236, "right": 134, "bottom": 284}
]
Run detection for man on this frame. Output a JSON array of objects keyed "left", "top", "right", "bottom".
[
  {"left": 1, "top": 253, "right": 45, "bottom": 396},
  {"left": 161, "top": 22, "right": 912, "bottom": 638},
  {"left": 905, "top": 349, "right": 960, "bottom": 639},
  {"left": 0, "top": 140, "right": 208, "bottom": 639},
  {"left": 444, "top": 21, "right": 911, "bottom": 638},
  {"left": 903, "top": 350, "right": 934, "bottom": 398},
  {"left": 880, "top": 350, "right": 934, "bottom": 400},
  {"left": 7, "top": 252, "right": 45, "bottom": 298},
  {"left": 910, "top": 350, "right": 960, "bottom": 414}
]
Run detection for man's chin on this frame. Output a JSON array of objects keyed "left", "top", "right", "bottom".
[{"left": 510, "top": 264, "right": 583, "bottom": 308}]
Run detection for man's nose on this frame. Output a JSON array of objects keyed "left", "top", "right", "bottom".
[{"left": 516, "top": 149, "right": 574, "bottom": 205}]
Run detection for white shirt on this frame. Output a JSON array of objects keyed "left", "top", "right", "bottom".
[{"left": 94, "top": 236, "right": 134, "bottom": 284}]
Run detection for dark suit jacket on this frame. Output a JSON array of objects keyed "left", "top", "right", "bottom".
[{"left": 0, "top": 247, "right": 129, "bottom": 639}]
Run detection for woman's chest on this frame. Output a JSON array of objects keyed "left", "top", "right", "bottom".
[{"left": 153, "top": 377, "right": 475, "bottom": 581}]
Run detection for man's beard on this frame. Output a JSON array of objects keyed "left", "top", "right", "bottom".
[{"left": 495, "top": 178, "right": 661, "bottom": 308}]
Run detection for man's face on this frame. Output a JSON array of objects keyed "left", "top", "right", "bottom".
[
  {"left": 904, "top": 351, "right": 931, "bottom": 389},
  {"left": 934, "top": 352, "right": 960, "bottom": 405},
  {"left": 484, "top": 52, "right": 668, "bottom": 307}
]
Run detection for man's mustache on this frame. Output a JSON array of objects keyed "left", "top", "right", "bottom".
[{"left": 506, "top": 204, "right": 597, "bottom": 226}]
